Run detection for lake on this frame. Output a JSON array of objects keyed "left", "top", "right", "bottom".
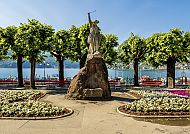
[{"left": 0, "top": 68, "right": 190, "bottom": 79}]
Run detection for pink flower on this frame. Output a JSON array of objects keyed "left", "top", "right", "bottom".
[{"left": 168, "top": 89, "right": 190, "bottom": 97}]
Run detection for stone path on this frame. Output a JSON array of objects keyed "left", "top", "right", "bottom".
[{"left": 0, "top": 89, "right": 190, "bottom": 134}]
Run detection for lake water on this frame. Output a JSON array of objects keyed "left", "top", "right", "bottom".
[{"left": 0, "top": 68, "right": 190, "bottom": 79}]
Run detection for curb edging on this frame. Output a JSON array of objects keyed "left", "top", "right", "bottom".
[
  {"left": 0, "top": 108, "right": 73, "bottom": 120},
  {"left": 117, "top": 106, "right": 190, "bottom": 118}
]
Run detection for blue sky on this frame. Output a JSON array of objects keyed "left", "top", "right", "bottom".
[{"left": 0, "top": 0, "right": 190, "bottom": 43}]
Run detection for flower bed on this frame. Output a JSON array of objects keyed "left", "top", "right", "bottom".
[
  {"left": 118, "top": 97, "right": 190, "bottom": 117},
  {"left": 0, "top": 100, "right": 69, "bottom": 117},
  {"left": 167, "top": 89, "right": 190, "bottom": 98},
  {"left": 129, "top": 90, "right": 179, "bottom": 98},
  {"left": 0, "top": 90, "right": 43, "bottom": 102},
  {"left": 0, "top": 90, "right": 72, "bottom": 118}
]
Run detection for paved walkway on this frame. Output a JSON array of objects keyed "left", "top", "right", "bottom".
[{"left": 0, "top": 89, "right": 190, "bottom": 134}]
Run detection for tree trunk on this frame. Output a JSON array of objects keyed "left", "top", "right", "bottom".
[
  {"left": 57, "top": 57, "right": 64, "bottom": 87},
  {"left": 166, "top": 57, "right": 176, "bottom": 88},
  {"left": 58, "top": 58, "right": 64, "bottom": 81},
  {"left": 17, "top": 54, "right": 24, "bottom": 87},
  {"left": 133, "top": 59, "right": 139, "bottom": 86},
  {"left": 30, "top": 58, "right": 36, "bottom": 89},
  {"left": 80, "top": 53, "right": 87, "bottom": 68}
]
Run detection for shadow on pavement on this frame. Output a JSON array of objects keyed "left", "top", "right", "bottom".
[
  {"left": 46, "top": 89, "right": 68, "bottom": 95},
  {"left": 111, "top": 96, "right": 135, "bottom": 102},
  {"left": 111, "top": 88, "right": 129, "bottom": 93},
  {"left": 134, "top": 117, "right": 190, "bottom": 126}
]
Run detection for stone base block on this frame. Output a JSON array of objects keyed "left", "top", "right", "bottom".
[{"left": 83, "top": 88, "right": 103, "bottom": 97}]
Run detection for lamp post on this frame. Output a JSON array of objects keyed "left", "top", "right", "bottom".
[
  {"left": 43, "top": 61, "right": 46, "bottom": 80},
  {"left": 40, "top": 61, "right": 49, "bottom": 80},
  {"left": 181, "top": 65, "right": 186, "bottom": 85},
  {"left": 114, "top": 63, "right": 117, "bottom": 79}
]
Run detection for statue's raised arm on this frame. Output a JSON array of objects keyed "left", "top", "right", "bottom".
[
  {"left": 88, "top": 10, "right": 96, "bottom": 24},
  {"left": 88, "top": 13, "right": 92, "bottom": 25}
]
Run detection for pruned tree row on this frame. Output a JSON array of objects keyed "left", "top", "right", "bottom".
[
  {"left": 119, "top": 28, "right": 190, "bottom": 87},
  {"left": 0, "top": 19, "right": 119, "bottom": 88}
]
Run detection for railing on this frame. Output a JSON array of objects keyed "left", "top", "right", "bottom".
[
  {"left": 0, "top": 79, "right": 71, "bottom": 87},
  {"left": 141, "top": 80, "right": 162, "bottom": 87},
  {"left": 24, "top": 80, "right": 71, "bottom": 87},
  {"left": 0, "top": 80, "right": 18, "bottom": 85},
  {"left": 125, "top": 78, "right": 134, "bottom": 85},
  {"left": 0, "top": 78, "right": 168, "bottom": 88},
  {"left": 176, "top": 78, "right": 190, "bottom": 85}
]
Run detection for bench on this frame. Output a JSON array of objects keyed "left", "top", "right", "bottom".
[
  {"left": 45, "top": 80, "right": 70, "bottom": 87},
  {"left": 109, "top": 80, "right": 121, "bottom": 88},
  {"left": 141, "top": 80, "right": 162, "bottom": 87},
  {"left": 24, "top": 80, "right": 70, "bottom": 87},
  {"left": 0, "top": 80, "right": 18, "bottom": 85}
]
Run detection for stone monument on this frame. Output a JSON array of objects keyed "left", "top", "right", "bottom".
[{"left": 67, "top": 12, "right": 111, "bottom": 100}]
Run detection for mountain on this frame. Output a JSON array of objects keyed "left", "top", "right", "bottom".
[{"left": 0, "top": 59, "right": 79, "bottom": 68}]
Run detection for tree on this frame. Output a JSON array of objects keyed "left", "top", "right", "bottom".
[
  {"left": 15, "top": 19, "right": 54, "bottom": 89},
  {"left": 146, "top": 33, "right": 164, "bottom": 68},
  {"left": 0, "top": 27, "right": 10, "bottom": 60},
  {"left": 183, "top": 32, "right": 190, "bottom": 61},
  {"left": 99, "top": 34, "right": 118, "bottom": 65},
  {"left": 4, "top": 26, "right": 26, "bottom": 87},
  {"left": 49, "top": 29, "right": 70, "bottom": 81},
  {"left": 68, "top": 24, "right": 89, "bottom": 68},
  {"left": 69, "top": 24, "right": 119, "bottom": 68},
  {"left": 146, "top": 28, "right": 188, "bottom": 88},
  {"left": 119, "top": 33, "right": 147, "bottom": 86}
]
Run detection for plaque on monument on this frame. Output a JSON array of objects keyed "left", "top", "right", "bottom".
[{"left": 168, "top": 77, "right": 174, "bottom": 88}]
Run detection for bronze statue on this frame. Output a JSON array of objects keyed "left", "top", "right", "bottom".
[{"left": 87, "top": 11, "right": 101, "bottom": 54}]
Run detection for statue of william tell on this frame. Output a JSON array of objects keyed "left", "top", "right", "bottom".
[{"left": 87, "top": 11, "right": 101, "bottom": 54}]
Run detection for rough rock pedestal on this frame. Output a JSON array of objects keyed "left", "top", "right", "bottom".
[{"left": 67, "top": 53, "right": 111, "bottom": 100}]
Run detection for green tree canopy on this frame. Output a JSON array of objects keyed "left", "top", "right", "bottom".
[
  {"left": 49, "top": 29, "right": 70, "bottom": 81},
  {"left": 4, "top": 26, "right": 26, "bottom": 87},
  {"left": 146, "top": 28, "right": 188, "bottom": 87},
  {"left": 68, "top": 24, "right": 89, "bottom": 68},
  {"left": 100, "top": 34, "right": 118, "bottom": 65},
  {"left": 119, "top": 33, "right": 147, "bottom": 86},
  {"left": 183, "top": 31, "right": 190, "bottom": 61},
  {"left": 147, "top": 28, "right": 187, "bottom": 65},
  {"left": 0, "top": 27, "right": 10, "bottom": 60},
  {"left": 15, "top": 19, "right": 54, "bottom": 88}
]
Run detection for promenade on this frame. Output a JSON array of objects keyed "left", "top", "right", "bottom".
[{"left": 0, "top": 89, "right": 190, "bottom": 134}]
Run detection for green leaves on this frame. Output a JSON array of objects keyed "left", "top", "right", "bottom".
[
  {"left": 0, "top": 27, "right": 10, "bottom": 60},
  {"left": 49, "top": 29, "right": 70, "bottom": 60},
  {"left": 119, "top": 33, "right": 146, "bottom": 86},
  {"left": 4, "top": 26, "right": 27, "bottom": 58},
  {"left": 119, "top": 33, "right": 147, "bottom": 65},
  {"left": 68, "top": 25, "right": 81, "bottom": 61},
  {"left": 100, "top": 34, "right": 119, "bottom": 65},
  {"left": 15, "top": 19, "right": 54, "bottom": 60},
  {"left": 14, "top": 19, "right": 55, "bottom": 88},
  {"left": 146, "top": 28, "right": 187, "bottom": 66}
]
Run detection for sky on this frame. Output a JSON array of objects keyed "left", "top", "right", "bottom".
[{"left": 0, "top": 0, "right": 190, "bottom": 43}]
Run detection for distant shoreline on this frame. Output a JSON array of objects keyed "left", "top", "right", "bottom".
[
  {"left": 111, "top": 68, "right": 190, "bottom": 71},
  {"left": 0, "top": 67, "right": 189, "bottom": 71},
  {"left": 0, "top": 68, "right": 190, "bottom": 79},
  {"left": 142, "top": 69, "right": 190, "bottom": 71},
  {"left": 0, "top": 67, "right": 79, "bottom": 69}
]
